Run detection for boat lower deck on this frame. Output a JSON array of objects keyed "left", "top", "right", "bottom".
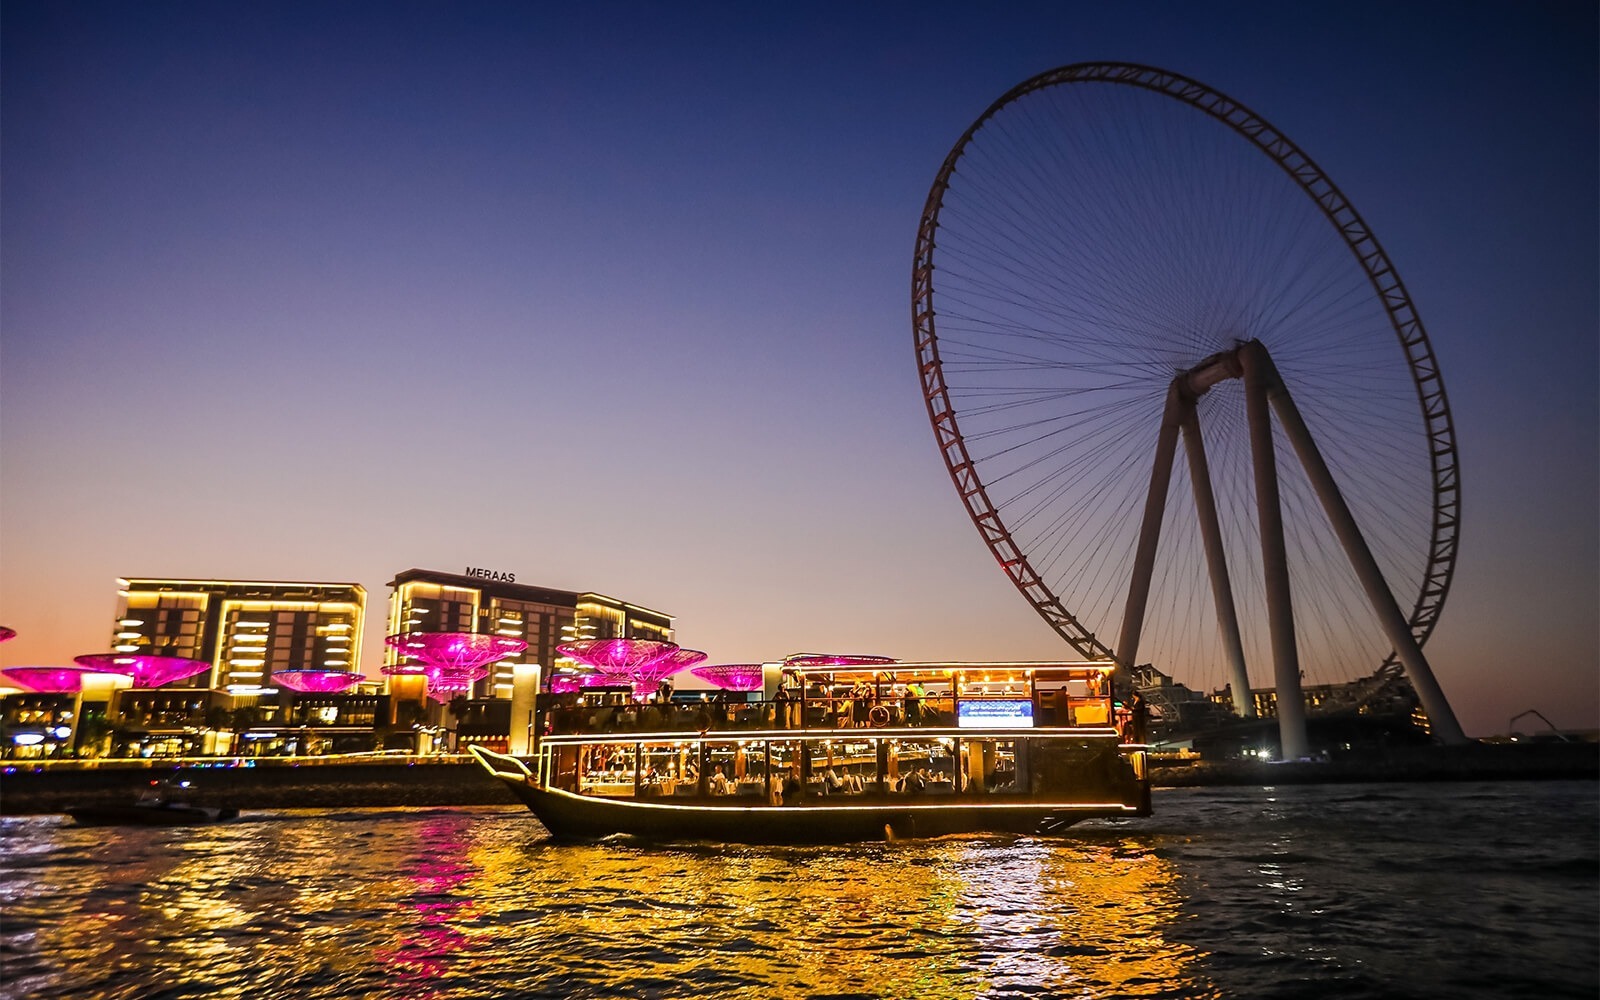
[
  {"left": 499, "top": 776, "right": 1141, "bottom": 843},
  {"left": 472, "top": 724, "right": 1150, "bottom": 843}
]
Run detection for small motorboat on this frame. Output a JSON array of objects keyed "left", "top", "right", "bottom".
[{"left": 65, "top": 778, "right": 239, "bottom": 826}]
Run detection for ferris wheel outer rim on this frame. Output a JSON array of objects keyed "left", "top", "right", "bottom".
[{"left": 911, "top": 60, "right": 1461, "bottom": 677}]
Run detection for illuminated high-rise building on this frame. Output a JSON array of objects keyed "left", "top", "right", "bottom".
[
  {"left": 111, "top": 578, "right": 365, "bottom": 692},
  {"left": 385, "top": 569, "right": 673, "bottom": 698}
]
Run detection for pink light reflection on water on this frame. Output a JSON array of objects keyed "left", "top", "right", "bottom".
[{"left": 374, "top": 816, "right": 477, "bottom": 996}]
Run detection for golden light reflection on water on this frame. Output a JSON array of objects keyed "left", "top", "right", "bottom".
[
  {"left": 457, "top": 825, "right": 1216, "bottom": 999},
  {"left": 8, "top": 785, "right": 1594, "bottom": 1000},
  {"left": 4, "top": 811, "right": 1214, "bottom": 999}
]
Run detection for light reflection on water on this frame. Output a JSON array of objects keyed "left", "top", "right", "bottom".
[{"left": 2, "top": 782, "right": 1595, "bottom": 1000}]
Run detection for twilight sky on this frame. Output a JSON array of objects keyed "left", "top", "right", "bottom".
[{"left": 2, "top": 2, "right": 1595, "bottom": 738}]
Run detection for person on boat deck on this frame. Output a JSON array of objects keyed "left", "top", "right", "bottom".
[
  {"left": 850, "top": 679, "right": 873, "bottom": 728},
  {"left": 901, "top": 768, "right": 927, "bottom": 794},
  {"left": 1129, "top": 690, "right": 1148, "bottom": 743},
  {"left": 773, "top": 684, "right": 792, "bottom": 729},
  {"left": 710, "top": 765, "right": 732, "bottom": 795},
  {"left": 904, "top": 681, "right": 926, "bottom": 726},
  {"left": 807, "top": 678, "right": 830, "bottom": 725},
  {"left": 823, "top": 768, "right": 845, "bottom": 793},
  {"left": 640, "top": 703, "right": 663, "bottom": 730},
  {"left": 782, "top": 765, "right": 803, "bottom": 802}
]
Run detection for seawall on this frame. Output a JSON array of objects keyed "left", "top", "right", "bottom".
[
  {"left": 2, "top": 742, "right": 1593, "bottom": 816},
  {"left": 0, "top": 759, "right": 518, "bottom": 815},
  {"left": 1150, "top": 741, "right": 1599, "bottom": 787}
]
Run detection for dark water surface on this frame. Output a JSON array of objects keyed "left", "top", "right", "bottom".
[{"left": 2, "top": 781, "right": 1594, "bottom": 999}]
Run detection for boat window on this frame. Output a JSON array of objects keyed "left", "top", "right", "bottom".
[
  {"left": 576, "top": 742, "right": 637, "bottom": 796},
  {"left": 768, "top": 739, "right": 806, "bottom": 803},
  {"left": 638, "top": 742, "right": 696, "bottom": 796},
  {"left": 887, "top": 737, "right": 958, "bottom": 793},
  {"left": 1033, "top": 673, "right": 1112, "bottom": 728},
  {"left": 962, "top": 738, "right": 1022, "bottom": 794},
  {"left": 704, "top": 740, "right": 764, "bottom": 797},
  {"left": 807, "top": 738, "right": 876, "bottom": 795}
]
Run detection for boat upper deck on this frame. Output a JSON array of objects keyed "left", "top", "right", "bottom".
[{"left": 537, "top": 659, "right": 1136, "bottom": 742}]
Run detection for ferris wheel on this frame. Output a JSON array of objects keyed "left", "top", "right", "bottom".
[{"left": 912, "top": 63, "right": 1466, "bottom": 750}]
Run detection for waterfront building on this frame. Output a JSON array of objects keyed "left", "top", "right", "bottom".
[
  {"left": 0, "top": 573, "right": 674, "bottom": 760},
  {"left": 0, "top": 693, "right": 80, "bottom": 759},
  {"left": 111, "top": 578, "right": 366, "bottom": 692},
  {"left": 385, "top": 568, "right": 674, "bottom": 700}
]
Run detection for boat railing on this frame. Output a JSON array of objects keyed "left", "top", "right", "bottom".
[
  {"left": 539, "top": 693, "right": 1124, "bottom": 738},
  {"left": 468, "top": 744, "right": 533, "bottom": 780}
]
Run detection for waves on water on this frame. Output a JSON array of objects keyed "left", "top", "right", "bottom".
[{"left": 2, "top": 781, "right": 1594, "bottom": 999}]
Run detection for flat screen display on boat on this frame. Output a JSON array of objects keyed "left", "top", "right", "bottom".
[{"left": 957, "top": 700, "right": 1034, "bottom": 729}]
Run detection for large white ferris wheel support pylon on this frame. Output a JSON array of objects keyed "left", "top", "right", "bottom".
[
  {"left": 1241, "top": 342, "right": 1311, "bottom": 760},
  {"left": 1116, "top": 340, "right": 1467, "bottom": 756},
  {"left": 1117, "top": 365, "right": 1258, "bottom": 724},
  {"left": 1178, "top": 389, "right": 1256, "bottom": 722},
  {"left": 1244, "top": 340, "right": 1467, "bottom": 746}
]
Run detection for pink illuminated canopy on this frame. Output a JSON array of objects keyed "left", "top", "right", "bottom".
[
  {"left": 419, "top": 664, "right": 491, "bottom": 702},
  {"left": 384, "top": 632, "right": 527, "bottom": 671},
  {"left": 625, "top": 647, "right": 706, "bottom": 697},
  {"left": 654, "top": 647, "right": 709, "bottom": 673},
  {"left": 689, "top": 663, "right": 766, "bottom": 692},
  {"left": 548, "top": 672, "right": 628, "bottom": 693},
  {"left": 2, "top": 665, "right": 106, "bottom": 694},
  {"left": 74, "top": 653, "right": 208, "bottom": 688},
  {"left": 557, "top": 638, "right": 677, "bottom": 673},
  {"left": 0, "top": 626, "right": 16, "bottom": 643},
  {"left": 382, "top": 632, "right": 525, "bottom": 701},
  {"left": 555, "top": 639, "right": 704, "bottom": 700},
  {"left": 274, "top": 669, "right": 365, "bottom": 694}
]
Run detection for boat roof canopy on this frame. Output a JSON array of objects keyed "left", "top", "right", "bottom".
[{"left": 787, "top": 660, "right": 1114, "bottom": 683}]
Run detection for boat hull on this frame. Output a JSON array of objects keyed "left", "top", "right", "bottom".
[
  {"left": 494, "top": 775, "right": 1140, "bottom": 843},
  {"left": 65, "top": 804, "right": 239, "bottom": 826}
]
